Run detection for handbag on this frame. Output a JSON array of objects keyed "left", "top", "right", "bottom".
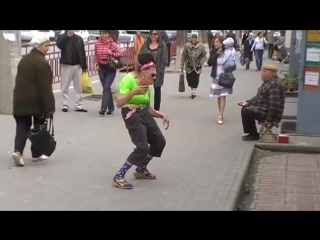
[
  {"left": 218, "top": 72, "right": 236, "bottom": 89},
  {"left": 28, "top": 117, "right": 56, "bottom": 157},
  {"left": 239, "top": 53, "right": 245, "bottom": 66},
  {"left": 106, "top": 56, "right": 123, "bottom": 70},
  {"left": 178, "top": 73, "right": 185, "bottom": 92}
]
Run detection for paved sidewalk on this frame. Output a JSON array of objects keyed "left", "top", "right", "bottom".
[
  {"left": 243, "top": 150, "right": 320, "bottom": 211},
  {"left": 0, "top": 57, "right": 265, "bottom": 210}
]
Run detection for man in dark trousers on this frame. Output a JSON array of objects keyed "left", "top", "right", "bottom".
[
  {"left": 56, "top": 30, "right": 88, "bottom": 112},
  {"left": 160, "top": 30, "right": 171, "bottom": 67},
  {"left": 238, "top": 64, "right": 285, "bottom": 141}
]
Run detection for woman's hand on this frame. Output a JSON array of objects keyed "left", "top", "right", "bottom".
[
  {"left": 217, "top": 49, "right": 222, "bottom": 54},
  {"left": 162, "top": 115, "right": 170, "bottom": 130},
  {"left": 222, "top": 64, "right": 228, "bottom": 70}
]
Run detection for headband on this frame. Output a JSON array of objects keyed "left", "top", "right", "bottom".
[{"left": 140, "top": 62, "right": 155, "bottom": 70}]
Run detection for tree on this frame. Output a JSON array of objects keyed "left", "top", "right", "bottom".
[
  {"left": 174, "top": 30, "right": 188, "bottom": 73},
  {"left": 198, "top": 30, "right": 210, "bottom": 59},
  {"left": 0, "top": 30, "right": 21, "bottom": 114}
]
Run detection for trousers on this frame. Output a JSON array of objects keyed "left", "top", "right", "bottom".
[
  {"left": 254, "top": 49, "right": 264, "bottom": 70},
  {"left": 154, "top": 86, "right": 161, "bottom": 111},
  {"left": 241, "top": 107, "right": 265, "bottom": 134},
  {"left": 98, "top": 67, "right": 116, "bottom": 112},
  {"left": 121, "top": 107, "right": 166, "bottom": 166},
  {"left": 61, "top": 64, "right": 83, "bottom": 109},
  {"left": 14, "top": 115, "right": 45, "bottom": 157}
]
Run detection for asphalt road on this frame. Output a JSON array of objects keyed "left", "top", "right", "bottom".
[{"left": 0, "top": 55, "right": 268, "bottom": 210}]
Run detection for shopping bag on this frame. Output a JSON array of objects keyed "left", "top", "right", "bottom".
[
  {"left": 179, "top": 74, "right": 185, "bottom": 92},
  {"left": 218, "top": 72, "right": 236, "bottom": 89},
  {"left": 112, "top": 72, "right": 124, "bottom": 94},
  {"left": 81, "top": 72, "right": 93, "bottom": 94},
  {"left": 239, "top": 53, "right": 245, "bottom": 66},
  {"left": 28, "top": 117, "right": 56, "bottom": 157}
]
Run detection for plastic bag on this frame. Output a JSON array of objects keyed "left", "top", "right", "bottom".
[
  {"left": 112, "top": 72, "right": 125, "bottom": 94},
  {"left": 81, "top": 72, "right": 93, "bottom": 94}
]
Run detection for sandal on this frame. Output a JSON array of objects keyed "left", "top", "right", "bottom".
[
  {"left": 133, "top": 170, "right": 157, "bottom": 180},
  {"left": 112, "top": 178, "right": 133, "bottom": 189}
]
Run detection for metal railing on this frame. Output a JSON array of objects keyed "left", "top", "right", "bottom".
[{"left": 21, "top": 40, "right": 177, "bottom": 84}]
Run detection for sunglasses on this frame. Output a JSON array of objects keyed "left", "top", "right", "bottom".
[
  {"left": 151, "top": 33, "right": 158, "bottom": 36},
  {"left": 151, "top": 73, "right": 156, "bottom": 78}
]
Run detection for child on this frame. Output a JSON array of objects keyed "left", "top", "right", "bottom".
[{"left": 222, "top": 37, "right": 236, "bottom": 71}]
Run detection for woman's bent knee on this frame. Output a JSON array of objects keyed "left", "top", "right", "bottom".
[{"left": 149, "top": 136, "right": 166, "bottom": 157}]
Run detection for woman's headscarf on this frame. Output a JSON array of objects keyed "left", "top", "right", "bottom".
[{"left": 223, "top": 37, "right": 234, "bottom": 49}]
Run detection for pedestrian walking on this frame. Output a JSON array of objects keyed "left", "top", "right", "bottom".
[
  {"left": 251, "top": 31, "right": 267, "bottom": 71},
  {"left": 112, "top": 53, "right": 169, "bottom": 189},
  {"left": 160, "top": 30, "right": 171, "bottom": 67},
  {"left": 94, "top": 30, "right": 124, "bottom": 116},
  {"left": 140, "top": 30, "right": 168, "bottom": 111},
  {"left": 241, "top": 30, "right": 249, "bottom": 47},
  {"left": 12, "top": 32, "right": 55, "bottom": 166},
  {"left": 134, "top": 30, "right": 145, "bottom": 63},
  {"left": 56, "top": 30, "right": 88, "bottom": 112},
  {"left": 243, "top": 33, "right": 254, "bottom": 70},
  {"left": 266, "top": 31, "right": 275, "bottom": 59},
  {"left": 207, "top": 36, "right": 236, "bottom": 124},
  {"left": 180, "top": 34, "right": 207, "bottom": 98}
]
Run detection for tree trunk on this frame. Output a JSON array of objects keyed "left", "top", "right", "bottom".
[
  {"left": 174, "top": 30, "right": 188, "bottom": 73},
  {"left": 198, "top": 30, "right": 210, "bottom": 65},
  {"left": 0, "top": 30, "right": 21, "bottom": 114}
]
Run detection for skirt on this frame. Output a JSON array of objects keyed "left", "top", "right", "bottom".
[
  {"left": 209, "top": 72, "right": 234, "bottom": 97},
  {"left": 186, "top": 70, "right": 200, "bottom": 88}
]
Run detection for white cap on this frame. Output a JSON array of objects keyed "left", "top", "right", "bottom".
[{"left": 29, "top": 32, "right": 50, "bottom": 47}]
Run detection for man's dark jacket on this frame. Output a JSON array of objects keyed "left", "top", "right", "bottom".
[{"left": 56, "top": 33, "right": 87, "bottom": 70}]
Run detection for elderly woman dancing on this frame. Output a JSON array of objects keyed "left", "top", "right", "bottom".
[{"left": 112, "top": 53, "right": 170, "bottom": 190}]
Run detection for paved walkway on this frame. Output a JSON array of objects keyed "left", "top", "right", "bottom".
[
  {"left": 243, "top": 150, "right": 320, "bottom": 211},
  {"left": 0, "top": 57, "right": 265, "bottom": 210}
]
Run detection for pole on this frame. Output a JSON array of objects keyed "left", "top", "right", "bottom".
[{"left": 0, "top": 30, "right": 21, "bottom": 114}]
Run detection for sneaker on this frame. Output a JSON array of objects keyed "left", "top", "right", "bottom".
[
  {"left": 12, "top": 152, "right": 24, "bottom": 166},
  {"left": 75, "top": 108, "right": 88, "bottom": 112},
  {"left": 62, "top": 106, "right": 69, "bottom": 112},
  {"left": 32, "top": 154, "right": 48, "bottom": 162}
]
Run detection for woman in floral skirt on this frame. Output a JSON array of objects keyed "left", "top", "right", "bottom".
[{"left": 207, "top": 36, "right": 236, "bottom": 124}]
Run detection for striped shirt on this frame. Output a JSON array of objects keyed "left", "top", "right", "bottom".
[{"left": 94, "top": 38, "right": 124, "bottom": 65}]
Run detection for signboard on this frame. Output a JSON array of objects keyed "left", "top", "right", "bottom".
[
  {"left": 304, "top": 66, "right": 320, "bottom": 91},
  {"left": 305, "top": 42, "right": 320, "bottom": 67},
  {"left": 306, "top": 30, "right": 320, "bottom": 42}
]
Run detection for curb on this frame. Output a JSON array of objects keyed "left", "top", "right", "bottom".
[
  {"left": 224, "top": 144, "right": 255, "bottom": 211},
  {"left": 255, "top": 142, "right": 320, "bottom": 153}
]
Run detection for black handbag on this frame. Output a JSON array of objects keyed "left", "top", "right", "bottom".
[
  {"left": 179, "top": 73, "right": 185, "bottom": 92},
  {"left": 218, "top": 73, "right": 236, "bottom": 89},
  {"left": 28, "top": 117, "right": 56, "bottom": 157},
  {"left": 106, "top": 56, "right": 123, "bottom": 70}
]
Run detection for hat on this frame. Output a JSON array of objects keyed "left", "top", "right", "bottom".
[
  {"left": 263, "top": 64, "right": 278, "bottom": 73},
  {"left": 29, "top": 32, "right": 50, "bottom": 47},
  {"left": 223, "top": 37, "right": 234, "bottom": 47}
]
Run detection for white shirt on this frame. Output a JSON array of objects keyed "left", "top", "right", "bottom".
[{"left": 251, "top": 37, "right": 267, "bottom": 51}]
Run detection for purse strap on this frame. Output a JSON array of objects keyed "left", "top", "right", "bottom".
[{"left": 48, "top": 116, "right": 54, "bottom": 137}]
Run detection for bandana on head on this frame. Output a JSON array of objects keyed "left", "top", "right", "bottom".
[{"left": 140, "top": 62, "right": 155, "bottom": 70}]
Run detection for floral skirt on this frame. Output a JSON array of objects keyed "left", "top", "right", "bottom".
[{"left": 209, "top": 72, "right": 234, "bottom": 97}]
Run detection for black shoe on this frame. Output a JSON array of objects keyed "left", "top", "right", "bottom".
[
  {"left": 75, "top": 108, "right": 88, "bottom": 112},
  {"left": 99, "top": 110, "right": 106, "bottom": 116},
  {"left": 242, "top": 133, "right": 260, "bottom": 141},
  {"left": 106, "top": 110, "right": 113, "bottom": 115},
  {"left": 62, "top": 107, "right": 68, "bottom": 112},
  {"left": 190, "top": 93, "right": 196, "bottom": 99}
]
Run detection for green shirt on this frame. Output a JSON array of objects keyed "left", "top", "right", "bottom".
[{"left": 118, "top": 73, "right": 151, "bottom": 105}]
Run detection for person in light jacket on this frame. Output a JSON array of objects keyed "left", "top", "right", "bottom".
[
  {"left": 140, "top": 30, "right": 168, "bottom": 111},
  {"left": 180, "top": 34, "right": 207, "bottom": 98},
  {"left": 251, "top": 31, "right": 267, "bottom": 71}
]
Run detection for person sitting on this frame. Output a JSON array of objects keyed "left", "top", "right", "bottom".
[{"left": 238, "top": 64, "right": 285, "bottom": 141}]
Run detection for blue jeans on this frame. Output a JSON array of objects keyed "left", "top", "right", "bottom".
[
  {"left": 255, "top": 49, "right": 264, "bottom": 70},
  {"left": 98, "top": 68, "right": 116, "bottom": 112}
]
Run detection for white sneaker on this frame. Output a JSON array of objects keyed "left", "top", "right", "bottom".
[
  {"left": 12, "top": 152, "right": 24, "bottom": 166},
  {"left": 32, "top": 154, "right": 48, "bottom": 162}
]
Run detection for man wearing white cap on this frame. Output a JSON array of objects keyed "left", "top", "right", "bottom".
[
  {"left": 57, "top": 30, "right": 88, "bottom": 112},
  {"left": 12, "top": 32, "right": 55, "bottom": 166}
]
